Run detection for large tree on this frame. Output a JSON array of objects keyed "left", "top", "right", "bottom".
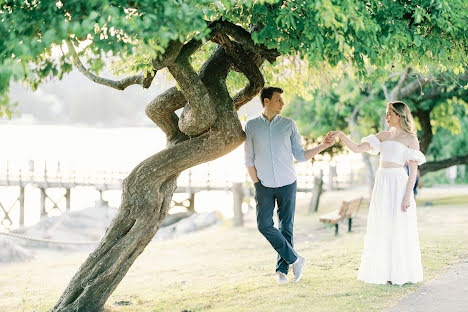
[
  {"left": 392, "top": 68, "right": 468, "bottom": 175},
  {"left": 1, "top": 1, "right": 467, "bottom": 311},
  {"left": 284, "top": 67, "right": 468, "bottom": 178}
]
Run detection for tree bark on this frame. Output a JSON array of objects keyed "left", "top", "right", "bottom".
[
  {"left": 52, "top": 113, "right": 245, "bottom": 312},
  {"left": 413, "top": 109, "right": 432, "bottom": 155},
  {"left": 53, "top": 22, "right": 272, "bottom": 311},
  {"left": 420, "top": 153, "right": 468, "bottom": 176}
]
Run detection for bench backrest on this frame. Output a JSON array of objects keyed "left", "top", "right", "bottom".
[
  {"left": 338, "top": 201, "right": 349, "bottom": 216},
  {"left": 344, "top": 197, "right": 362, "bottom": 218}
]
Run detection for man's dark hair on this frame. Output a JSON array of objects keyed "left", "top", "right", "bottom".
[{"left": 260, "top": 87, "right": 283, "bottom": 107}]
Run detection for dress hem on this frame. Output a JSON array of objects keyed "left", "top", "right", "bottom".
[{"left": 357, "top": 277, "right": 423, "bottom": 286}]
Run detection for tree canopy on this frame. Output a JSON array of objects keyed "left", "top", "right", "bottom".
[{"left": 2, "top": 0, "right": 468, "bottom": 116}]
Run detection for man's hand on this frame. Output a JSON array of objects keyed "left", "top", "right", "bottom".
[
  {"left": 247, "top": 166, "right": 260, "bottom": 184},
  {"left": 321, "top": 132, "right": 336, "bottom": 149},
  {"left": 304, "top": 131, "right": 338, "bottom": 160}
]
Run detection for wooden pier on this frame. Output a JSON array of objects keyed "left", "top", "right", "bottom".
[
  {"left": 0, "top": 159, "right": 366, "bottom": 231},
  {"left": 0, "top": 160, "right": 261, "bottom": 230}
]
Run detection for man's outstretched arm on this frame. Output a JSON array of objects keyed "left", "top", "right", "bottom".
[
  {"left": 292, "top": 123, "right": 335, "bottom": 161},
  {"left": 304, "top": 140, "right": 333, "bottom": 160}
]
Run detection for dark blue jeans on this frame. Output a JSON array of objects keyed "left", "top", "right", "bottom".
[{"left": 254, "top": 180, "right": 298, "bottom": 275}]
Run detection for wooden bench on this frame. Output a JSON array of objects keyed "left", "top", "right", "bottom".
[{"left": 319, "top": 197, "right": 363, "bottom": 236}]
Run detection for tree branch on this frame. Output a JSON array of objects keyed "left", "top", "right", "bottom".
[
  {"left": 146, "top": 35, "right": 237, "bottom": 141},
  {"left": 389, "top": 67, "right": 411, "bottom": 100},
  {"left": 66, "top": 41, "right": 155, "bottom": 90},
  {"left": 399, "top": 76, "right": 434, "bottom": 98},
  {"left": 151, "top": 40, "right": 184, "bottom": 70},
  {"left": 382, "top": 83, "right": 390, "bottom": 101},
  {"left": 145, "top": 87, "right": 187, "bottom": 143},
  {"left": 168, "top": 63, "right": 216, "bottom": 136},
  {"left": 146, "top": 20, "right": 275, "bottom": 137},
  {"left": 211, "top": 20, "right": 280, "bottom": 64},
  {"left": 420, "top": 153, "right": 468, "bottom": 176},
  {"left": 422, "top": 86, "right": 445, "bottom": 100},
  {"left": 212, "top": 33, "right": 265, "bottom": 110},
  {"left": 177, "top": 38, "right": 204, "bottom": 60}
]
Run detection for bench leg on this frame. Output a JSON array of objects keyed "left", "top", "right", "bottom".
[
  {"left": 348, "top": 218, "right": 352, "bottom": 232},
  {"left": 335, "top": 224, "right": 339, "bottom": 236}
]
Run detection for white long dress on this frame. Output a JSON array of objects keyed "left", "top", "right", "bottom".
[{"left": 357, "top": 135, "right": 426, "bottom": 285}]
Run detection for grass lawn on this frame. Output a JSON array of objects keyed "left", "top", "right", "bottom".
[{"left": 1, "top": 187, "right": 468, "bottom": 312}]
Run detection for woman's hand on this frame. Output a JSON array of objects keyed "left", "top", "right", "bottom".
[
  {"left": 322, "top": 132, "right": 336, "bottom": 148},
  {"left": 401, "top": 195, "right": 410, "bottom": 212},
  {"left": 328, "top": 130, "right": 343, "bottom": 139}
]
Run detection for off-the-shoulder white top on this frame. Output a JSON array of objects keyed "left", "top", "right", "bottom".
[{"left": 361, "top": 134, "right": 426, "bottom": 166}]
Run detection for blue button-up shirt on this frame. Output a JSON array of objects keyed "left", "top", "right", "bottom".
[{"left": 244, "top": 115, "right": 306, "bottom": 188}]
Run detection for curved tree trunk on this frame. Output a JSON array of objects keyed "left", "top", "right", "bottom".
[
  {"left": 53, "top": 21, "right": 276, "bottom": 312},
  {"left": 52, "top": 111, "right": 244, "bottom": 312}
]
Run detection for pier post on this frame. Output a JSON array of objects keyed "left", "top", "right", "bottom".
[
  {"left": 308, "top": 169, "right": 324, "bottom": 214},
  {"left": 188, "top": 192, "right": 195, "bottom": 212},
  {"left": 40, "top": 188, "right": 47, "bottom": 218},
  {"left": 232, "top": 182, "right": 244, "bottom": 227},
  {"left": 95, "top": 189, "right": 109, "bottom": 208},
  {"left": 19, "top": 186, "right": 25, "bottom": 227},
  {"left": 65, "top": 188, "right": 71, "bottom": 211}
]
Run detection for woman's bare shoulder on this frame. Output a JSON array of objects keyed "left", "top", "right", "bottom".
[
  {"left": 406, "top": 134, "right": 420, "bottom": 150},
  {"left": 375, "top": 131, "right": 391, "bottom": 141}
]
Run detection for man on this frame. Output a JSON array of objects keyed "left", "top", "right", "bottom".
[{"left": 245, "top": 86, "right": 334, "bottom": 284}]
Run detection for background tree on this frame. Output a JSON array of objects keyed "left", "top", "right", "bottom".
[
  {"left": 283, "top": 73, "right": 385, "bottom": 190},
  {"left": 1, "top": 1, "right": 468, "bottom": 311},
  {"left": 284, "top": 67, "right": 468, "bottom": 185},
  {"left": 399, "top": 69, "right": 468, "bottom": 175}
]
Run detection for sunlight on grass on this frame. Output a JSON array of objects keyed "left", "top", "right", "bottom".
[
  {"left": 1, "top": 190, "right": 467, "bottom": 312},
  {"left": 416, "top": 195, "right": 468, "bottom": 207}
]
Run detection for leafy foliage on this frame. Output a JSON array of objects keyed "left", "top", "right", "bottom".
[
  {"left": 427, "top": 99, "right": 468, "bottom": 160},
  {"left": 283, "top": 67, "right": 468, "bottom": 170},
  {"left": 0, "top": 90, "right": 17, "bottom": 118},
  {"left": 2, "top": 0, "right": 468, "bottom": 117},
  {"left": 283, "top": 70, "right": 385, "bottom": 154}
]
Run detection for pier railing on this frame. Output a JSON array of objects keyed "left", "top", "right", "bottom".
[{"left": 0, "top": 160, "right": 368, "bottom": 231}]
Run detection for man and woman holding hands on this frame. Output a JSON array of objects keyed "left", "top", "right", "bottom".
[{"left": 245, "top": 87, "right": 425, "bottom": 285}]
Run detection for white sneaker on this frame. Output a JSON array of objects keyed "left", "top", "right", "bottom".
[
  {"left": 276, "top": 272, "right": 289, "bottom": 284},
  {"left": 292, "top": 256, "right": 306, "bottom": 283}
]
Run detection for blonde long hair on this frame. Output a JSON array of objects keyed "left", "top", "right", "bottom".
[{"left": 388, "top": 101, "right": 416, "bottom": 134}]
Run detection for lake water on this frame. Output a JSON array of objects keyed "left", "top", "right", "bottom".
[{"left": 0, "top": 123, "right": 366, "bottom": 230}]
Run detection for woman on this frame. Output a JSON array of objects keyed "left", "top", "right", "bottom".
[{"left": 332, "top": 101, "right": 426, "bottom": 285}]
